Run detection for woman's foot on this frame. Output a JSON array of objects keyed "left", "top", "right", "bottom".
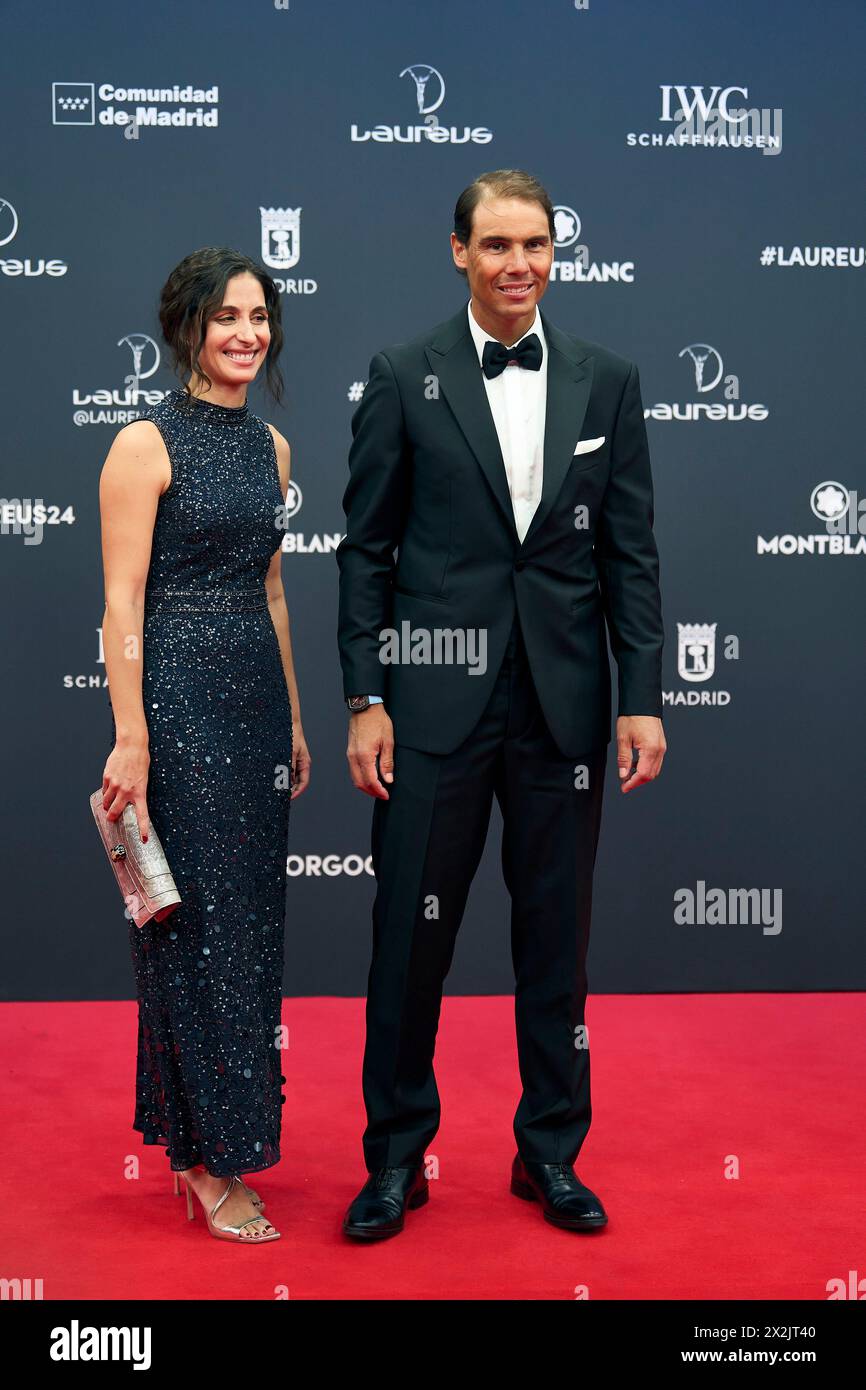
[
  {"left": 181, "top": 1165, "right": 276, "bottom": 1239},
  {"left": 175, "top": 1168, "right": 263, "bottom": 1210},
  {"left": 240, "top": 1180, "right": 264, "bottom": 1210}
]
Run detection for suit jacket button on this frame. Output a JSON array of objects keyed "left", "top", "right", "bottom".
[{"left": 514, "top": 560, "right": 525, "bottom": 571}]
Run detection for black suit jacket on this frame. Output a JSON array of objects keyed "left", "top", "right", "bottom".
[{"left": 336, "top": 304, "right": 664, "bottom": 758}]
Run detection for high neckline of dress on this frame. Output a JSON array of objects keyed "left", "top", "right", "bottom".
[{"left": 169, "top": 387, "right": 250, "bottom": 422}]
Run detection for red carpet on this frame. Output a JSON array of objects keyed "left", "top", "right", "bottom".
[{"left": 1, "top": 995, "right": 863, "bottom": 1300}]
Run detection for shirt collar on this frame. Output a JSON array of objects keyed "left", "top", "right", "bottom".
[{"left": 467, "top": 299, "right": 546, "bottom": 370}]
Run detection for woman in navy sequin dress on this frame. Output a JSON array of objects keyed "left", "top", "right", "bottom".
[{"left": 98, "top": 249, "right": 310, "bottom": 1243}]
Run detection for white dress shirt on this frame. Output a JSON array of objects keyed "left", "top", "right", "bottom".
[
  {"left": 466, "top": 298, "right": 547, "bottom": 544},
  {"left": 360, "top": 302, "right": 547, "bottom": 704}
]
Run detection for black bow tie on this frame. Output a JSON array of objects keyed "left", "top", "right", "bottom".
[{"left": 481, "top": 332, "right": 543, "bottom": 380}]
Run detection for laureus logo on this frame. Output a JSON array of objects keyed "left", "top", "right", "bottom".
[
  {"left": 645, "top": 342, "right": 768, "bottom": 422},
  {"left": 71, "top": 332, "right": 163, "bottom": 424},
  {"left": 680, "top": 343, "right": 724, "bottom": 393},
  {"left": 118, "top": 334, "right": 160, "bottom": 392},
  {"left": 0, "top": 196, "right": 67, "bottom": 277},
  {"left": 399, "top": 64, "right": 445, "bottom": 116},
  {"left": 0, "top": 197, "right": 19, "bottom": 246},
  {"left": 350, "top": 63, "right": 492, "bottom": 144}
]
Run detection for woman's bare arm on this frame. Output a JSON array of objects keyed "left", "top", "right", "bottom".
[
  {"left": 98, "top": 419, "right": 170, "bottom": 836},
  {"left": 265, "top": 424, "right": 311, "bottom": 797}
]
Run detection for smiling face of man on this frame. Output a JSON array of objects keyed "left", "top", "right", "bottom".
[{"left": 451, "top": 195, "right": 553, "bottom": 346}]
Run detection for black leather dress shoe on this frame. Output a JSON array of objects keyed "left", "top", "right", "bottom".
[
  {"left": 342, "top": 1165, "right": 428, "bottom": 1240},
  {"left": 511, "top": 1155, "right": 608, "bottom": 1231}
]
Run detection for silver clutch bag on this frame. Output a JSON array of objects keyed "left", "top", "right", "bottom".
[{"left": 90, "top": 789, "right": 181, "bottom": 929}]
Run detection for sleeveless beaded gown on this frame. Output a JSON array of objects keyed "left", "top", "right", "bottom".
[{"left": 108, "top": 386, "right": 292, "bottom": 1178}]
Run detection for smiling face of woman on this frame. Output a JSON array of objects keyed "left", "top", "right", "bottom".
[{"left": 192, "top": 272, "right": 272, "bottom": 400}]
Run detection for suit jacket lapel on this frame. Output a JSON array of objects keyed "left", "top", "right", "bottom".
[
  {"left": 425, "top": 309, "right": 517, "bottom": 540},
  {"left": 424, "top": 305, "right": 594, "bottom": 551},
  {"left": 521, "top": 310, "right": 594, "bottom": 549}
]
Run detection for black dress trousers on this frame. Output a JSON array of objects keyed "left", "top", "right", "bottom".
[{"left": 361, "top": 611, "right": 607, "bottom": 1171}]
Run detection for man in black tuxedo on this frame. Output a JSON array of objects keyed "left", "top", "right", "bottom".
[{"left": 337, "top": 169, "right": 666, "bottom": 1239}]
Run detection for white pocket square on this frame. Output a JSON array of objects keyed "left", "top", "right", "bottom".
[{"left": 573, "top": 435, "right": 605, "bottom": 456}]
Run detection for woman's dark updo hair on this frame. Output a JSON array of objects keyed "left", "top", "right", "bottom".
[{"left": 158, "top": 247, "right": 285, "bottom": 407}]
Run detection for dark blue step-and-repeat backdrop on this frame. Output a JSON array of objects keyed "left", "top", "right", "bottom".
[{"left": 1, "top": 0, "right": 863, "bottom": 999}]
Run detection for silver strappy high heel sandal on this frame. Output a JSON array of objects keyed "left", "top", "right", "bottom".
[
  {"left": 180, "top": 1173, "right": 280, "bottom": 1243},
  {"left": 173, "top": 1168, "right": 265, "bottom": 1213}
]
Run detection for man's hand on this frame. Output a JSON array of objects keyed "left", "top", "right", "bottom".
[
  {"left": 347, "top": 704, "right": 395, "bottom": 799},
  {"left": 616, "top": 715, "right": 666, "bottom": 793}
]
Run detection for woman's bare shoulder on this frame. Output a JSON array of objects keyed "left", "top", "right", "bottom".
[{"left": 101, "top": 418, "right": 171, "bottom": 492}]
